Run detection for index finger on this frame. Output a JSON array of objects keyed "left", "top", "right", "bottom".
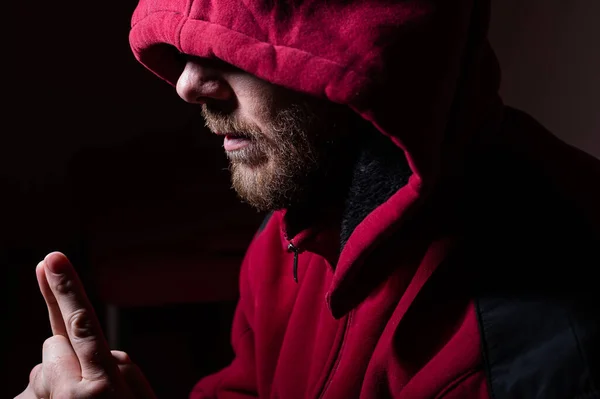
[
  {"left": 36, "top": 260, "right": 67, "bottom": 337},
  {"left": 42, "top": 251, "right": 117, "bottom": 382}
]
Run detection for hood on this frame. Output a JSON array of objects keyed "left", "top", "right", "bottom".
[
  {"left": 129, "top": 0, "right": 503, "bottom": 313},
  {"left": 130, "top": 0, "right": 501, "bottom": 185}
]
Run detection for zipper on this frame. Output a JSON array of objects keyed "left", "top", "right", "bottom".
[{"left": 287, "top": 242, "right": 299, "bottom": 283}]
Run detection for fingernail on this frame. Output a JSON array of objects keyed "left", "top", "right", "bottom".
[{"left": 44, "top": 252, "right": 69, "bottom": 274}]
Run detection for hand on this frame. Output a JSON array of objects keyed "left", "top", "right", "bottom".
[{"left": 16, "top": 252, "right": 157, "bottom": 399}]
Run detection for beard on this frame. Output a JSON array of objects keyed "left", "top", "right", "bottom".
[{"left": 202, "top": 101, "right": 345, "bottom": 212}]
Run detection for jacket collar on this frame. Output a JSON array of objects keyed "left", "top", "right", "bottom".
[{"left": 279, "top": 127, "right": 415, "bottom": 316}]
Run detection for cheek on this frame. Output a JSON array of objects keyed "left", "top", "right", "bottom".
[
  {"left": 235, "top": 85, "right": 279, "bottom": 132},
  {"left": 241, "top": 89, "right": 282, "bottom": 130},
  {"left": 249, "top": 106, "right": 278, "bottom": 136},
  {"left": 234, "top": 104, "right": 272, "bottom": 137}
]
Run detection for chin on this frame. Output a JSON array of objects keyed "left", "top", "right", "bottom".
[
  {"left": 230, "top": 164, "right": 296, "bottom": 212},
  {"left": 231, "top": 163, "right": 269, "bottom": 209}
]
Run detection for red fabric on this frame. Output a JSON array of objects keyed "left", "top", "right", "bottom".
[
  {"left": 128, "top": 0, "right": 600, "bottom": 398},
  {"left": 189, "top": 212, "right": 486, "bottom": 399}
]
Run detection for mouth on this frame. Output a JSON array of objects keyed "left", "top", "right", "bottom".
[{"left": 219, "top": 132, "right": 252, "bottom": 152}]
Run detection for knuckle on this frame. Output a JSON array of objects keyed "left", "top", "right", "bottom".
[
  {"left": 43, "top": 336, "right": 54, "bottom": 348},
  {"left": 66, "top": 309, "right": 95, "bottom": 340},
  {"left": 43, "top": 335, "right": 62, "bottom": 351},
  {"left": 53, "top": 272, "right": 75, "bottom": 295},
  {"left": 29, "top": 363, "right": 42, "bottom": 382},
  {"left": 29, "top": 363, "right": 47, "bottom": 397}
]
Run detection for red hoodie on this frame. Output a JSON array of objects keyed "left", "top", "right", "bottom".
[{"left": 129, "top": 1, "right": 600, "bottom": 398}]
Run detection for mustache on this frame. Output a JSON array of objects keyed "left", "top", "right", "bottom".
[{"left": 201, "top": 105, "right": 262, "bottom": 138}]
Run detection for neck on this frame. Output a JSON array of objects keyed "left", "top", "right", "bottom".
[{"left": 284, "top": 120, "right": 411, "bottom": 252}]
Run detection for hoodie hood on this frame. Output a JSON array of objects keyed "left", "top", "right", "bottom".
[
  {"left": 129, "top": 0, "right": 503, "bottom": 313},
  {"left": 129, "top": 0, "right": 501, "bottom": 186}
]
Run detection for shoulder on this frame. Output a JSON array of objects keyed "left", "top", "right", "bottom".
[
  {"left": 475, "top": 293, "right": 599, "bottom": 399},
  {"left": 465, "top": 110, "right": 600, "bottom": 398}
]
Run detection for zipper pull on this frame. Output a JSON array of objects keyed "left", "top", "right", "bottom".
[{"left": 287, "top": 242, "right": 299, "bottom": 283}]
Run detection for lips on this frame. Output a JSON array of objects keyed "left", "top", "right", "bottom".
[{"left": 222, "top": 132, "right": 252, "bottom": 151}]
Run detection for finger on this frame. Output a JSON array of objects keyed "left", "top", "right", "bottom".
[
  {"left": 111, "top": 350, "right": 132, "bottom": 365},
  {"left": 112, "top": 351, "right": 157, "bottom": 399},
  {"left": 42, "top": 335, "right": 81, "bottom": 388},
  {"left": 117, "top": 362, "right": 157, "bottom": 399},
  {"left": 18, "top": 363, "right": 45, "bottom": 399},
  {"left": 36, "top": 261, "right": 67, "bottom": 337},
  {"left": 43, "top": 251, "right": 116, "bottom": 382}
]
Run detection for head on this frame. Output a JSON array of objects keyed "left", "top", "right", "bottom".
[
  {"left": 132, "top": 0, "right": 501, "bottom": 208},
  {"left": 176, "top": 55, "right": 355, "bottom": 212}
]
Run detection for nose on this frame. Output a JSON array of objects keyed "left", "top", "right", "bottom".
[{"left": 176, "top": 59, "right": 232, "bottom": 104}]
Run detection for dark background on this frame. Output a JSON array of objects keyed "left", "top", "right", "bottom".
[{"left": 3, "top": 0, "right": 598, "bottom": 398}]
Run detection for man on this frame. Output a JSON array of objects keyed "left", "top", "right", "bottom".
[{"left": 17, "top": 0, "right": 599, "bottom": 398}]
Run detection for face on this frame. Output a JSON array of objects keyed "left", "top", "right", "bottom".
[{"left": 176, "top": 56, "right": 352, "bottom": 211}]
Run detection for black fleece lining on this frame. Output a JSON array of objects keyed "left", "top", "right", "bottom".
[
  {"left": 339, "top": 129, "right": 411, "bottom": 249},
  {"left": 257, "top": 211, "right": 274, "bottom": 234},
  {"left": 282, "top": 116, "right": 411, "bottom": 251}
]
